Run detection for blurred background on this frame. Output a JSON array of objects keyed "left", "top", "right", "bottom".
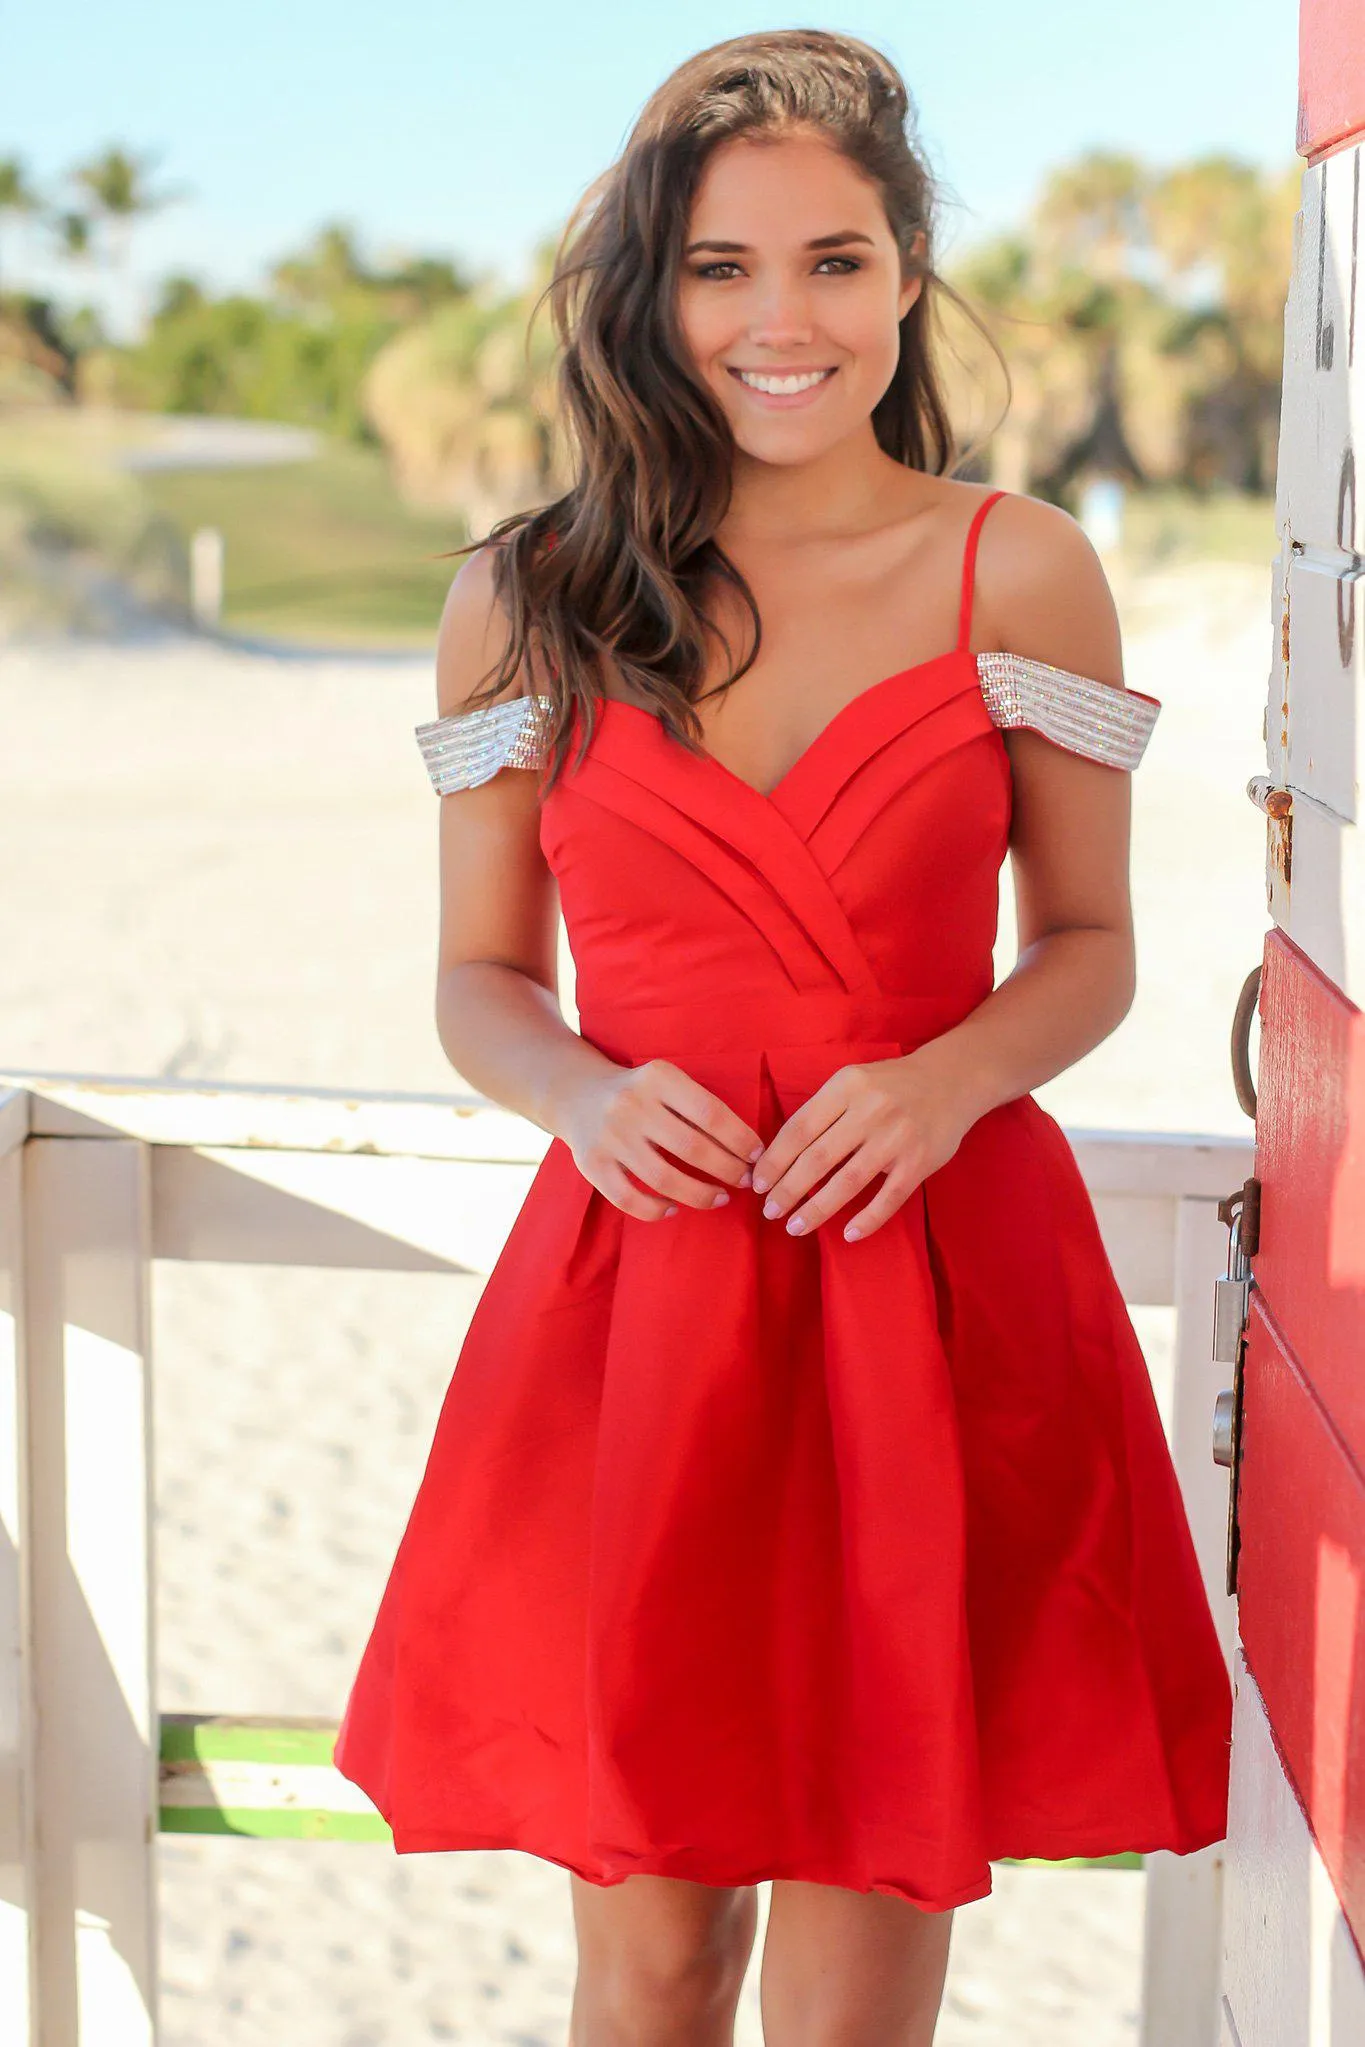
[{"left": 2, "top": 4, "right": 1296, "bottom": 2042}]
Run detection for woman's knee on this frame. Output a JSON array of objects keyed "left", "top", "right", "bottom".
[{"left": 572, "top": 1877, "right": 756, "bottom": 2037}]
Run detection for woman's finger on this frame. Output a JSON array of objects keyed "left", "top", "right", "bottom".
[
  {"left": 757, "top": 1118, "right": 859, "bottom": 1218},
  {"left": 620, "top": 1136, "right": 732, "bottom": 1211},
  {"left": 596, "top": 1160, "right": 675, "bottom": 1222},
  {"left": 650, "top": 1108, "right": 756, "bottom": 1187},
  {"left": 781, "top": 1151, "right": 884, "bottom": 1236},
  {"left": 839, "top": 1168, "right": 920, "bottom": 1242},
  {"left": 655, "top": 1069, "right": 763, "bottom": 1165},
  {"left": 750, "top": 1084, "right": 845, "bottom": 1193}
]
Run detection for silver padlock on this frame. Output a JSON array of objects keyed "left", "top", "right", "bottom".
[{"left": 1213, "top": 1275, "right": 1251, "bottom": 1364}]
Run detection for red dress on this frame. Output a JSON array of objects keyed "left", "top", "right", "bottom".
[{"left": 333, "top": 489, "right": 1233, "bottom": 1910}]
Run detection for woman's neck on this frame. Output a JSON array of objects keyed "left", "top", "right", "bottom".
[{"left": 718, "top": 425, "right": 921, "bottom": 548}]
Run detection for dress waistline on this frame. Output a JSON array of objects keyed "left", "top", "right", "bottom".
[{"left": 576, "top": 988, "right": 979, "bottom": 1066}]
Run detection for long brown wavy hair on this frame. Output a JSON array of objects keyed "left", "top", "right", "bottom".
[{"left": 449, "top": 27, "right": 1009, "bottom": 785}]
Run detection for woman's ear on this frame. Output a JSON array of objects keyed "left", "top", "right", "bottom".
[{"left": 898, "top": 229, "right": 928, "bottom": 320}]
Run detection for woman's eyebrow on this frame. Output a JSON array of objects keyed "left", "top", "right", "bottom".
[{"left": 683, "top": 230, "right": 877, "bottom": 255}]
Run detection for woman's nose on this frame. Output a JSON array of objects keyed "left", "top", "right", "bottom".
[{"left": 746, "top": 280, "right": 817, "bottom": 349}]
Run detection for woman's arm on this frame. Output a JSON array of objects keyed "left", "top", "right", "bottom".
[
  {"left": 751, "top": 495, "right": 1141, "bottom": 1240},
  {"left": 430, "top": 546, "right": 762, "bottom": 1218},
  {"left": 907, "top": 495, "right": 1138, "bottom": 1116}
]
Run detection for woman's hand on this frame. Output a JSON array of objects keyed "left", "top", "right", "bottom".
[
  {"left": 560, "top": 1059, "right": 763, "bottom": 1222},
  {"left": 750, "top": 1053, "right": 979, "bottom": 1242}
]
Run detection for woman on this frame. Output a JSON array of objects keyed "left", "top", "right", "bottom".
[{"left": 335, "top": 29, "right": 1232, "bottom": 2045}]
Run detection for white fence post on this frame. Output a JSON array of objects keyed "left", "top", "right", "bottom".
[
  {"left": 1139, "top": 1192, "right": 1242, "bottom": 2047},
  {"left": 22, "top": 1135, "right": 157, "bottom": 2047},
  {"left": 0, "top": 1092, "right": 33, "bottom": 2044}
]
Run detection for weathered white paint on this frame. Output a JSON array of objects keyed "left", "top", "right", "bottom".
[
  {"left": 1139, "top": 1196, "right": 1245, "bottom": 2047},
  {"left": 1269, "top": 141, "right": 1365, "bottom": 1001},
  {"left": 1222, "top": 1652, "right": 1365, "bottom": 2046},
  {"left": 159, "top": 1759, "right": 380, "bottom": 1817},
  {"left": 0, "top": 1142, "right": 32, "bottom": 2044},
  {"left": 4, "top": 1071, "right": 548, "bottom": 1164},
  {"left": 0, "top": 1086, "right": 29, "bottom": 1161},
  {"left": 22, "top": 1138, "right": 157, "bottom": 2046}
]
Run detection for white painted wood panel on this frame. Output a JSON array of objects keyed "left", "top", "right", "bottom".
[
  {"left": 1269, "top": 142, "right": 1365, "bottom": 1002},
  {"left": 1139, "top": 1196, "right": 1241, "bottom": 2047},
  {"left": 1222, "top": 1651, "right": 1365, "bottom": 2047},
  {"left": 21, "top": 1139, "right": 157, "bottom": 2046},
  {"left": 0, "top": 1144, "right": 32, "bottom": 2045}
]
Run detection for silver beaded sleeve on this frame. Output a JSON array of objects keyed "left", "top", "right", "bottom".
[
  {"left": 415, "top": 694, "right": 553, "bottom": 793},
  {"left": 976, "top": 652, "right": 1160, "bottom": 770}
]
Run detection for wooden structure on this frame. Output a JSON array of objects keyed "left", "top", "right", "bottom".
[
  {"left": 1216, "top": 2, "right": 1365, "bottom": 2040},
  {"left": 0, "top": 1070, "right": 1246, "bottom": 2042}
]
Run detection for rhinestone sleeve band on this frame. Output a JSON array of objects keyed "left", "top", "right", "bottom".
[
  {"left": 415, "top": 694, "right": 554, "bottom": 793},
  {"left": 975, "top": 652, "right": 1160, "bottom": 771}
]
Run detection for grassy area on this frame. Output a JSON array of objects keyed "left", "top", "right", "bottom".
[
  {"left": 141, "top": 441, "right": 467, "bottom": 647},
  {"left": 150, "top": 464, "right": 1272, "bottom": 646}
]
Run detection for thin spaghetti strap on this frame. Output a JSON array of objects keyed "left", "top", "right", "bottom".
[{"left": 956, "top": 488, "right": 1009, "bottom": 651}]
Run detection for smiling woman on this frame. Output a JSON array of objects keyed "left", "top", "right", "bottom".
[{"left": 333, "top": 29, "right": 1231, "bottom": 2047}]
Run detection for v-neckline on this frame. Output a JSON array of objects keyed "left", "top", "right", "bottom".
[{"left": 597, "top": 646, "right": 973, "bottom": 806}]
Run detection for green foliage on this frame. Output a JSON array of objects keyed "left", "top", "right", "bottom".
[
  {"left": 95, "top": 219, "right": 479, "bottom": 442},
  {"left": 942, "top": 148, "right": 1299, "bottom": 499},
  {"left": 124, "top": 289, "right": 395, "bottom": 440}
]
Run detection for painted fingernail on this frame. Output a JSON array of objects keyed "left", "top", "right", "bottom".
[
  {"left": 712, "top": 1190, "right": 729, "bottom": 1207},
  {"left": 844, "top": 1224, "right": 862, "bottom": 1242},
  {"left": 752, "top": 1174, "right": 769, "bottom": 1194},
  {"left": 664, "top": 1203, "right": 679, "bottom": 1217},
  {"left": 762, "top": 1197, "right": 781, "bottom": 1220},
  {"left": 738, "top": 1169, "right": 753, "bottom": 1188},
  {"left": 786, "top": 1215, "right": 807, "bottom": 1236},
  {"left": 748, "top": 1145, "right": 763, "bottom": 1162}
]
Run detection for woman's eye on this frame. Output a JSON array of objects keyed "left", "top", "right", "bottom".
[{"left": 689, "top": 256, "right": 863, "bottom": 282}]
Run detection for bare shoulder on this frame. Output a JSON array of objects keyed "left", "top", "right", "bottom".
[
  {"left": 970, "top": 489, "right": 1123, "bottom": 687},
  {"left": 434, "top": 540, "right": 530, "bottom": 719}
]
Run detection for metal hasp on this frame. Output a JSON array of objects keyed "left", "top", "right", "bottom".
[{"left": 1211, "top": 1174, "right": 1260, "bottom": 1596}]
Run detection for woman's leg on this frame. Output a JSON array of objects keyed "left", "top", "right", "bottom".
[
  {"left": 758, "top": 1880, "right": 955, "bottom": 2047},
  {"left": 567, "top": 1872, "right": 759, "bottom": 2047}
]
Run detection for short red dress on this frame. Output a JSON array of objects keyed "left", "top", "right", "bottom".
[{"left": 333, "top": 488, "right": 1233, "bottom": 1911}]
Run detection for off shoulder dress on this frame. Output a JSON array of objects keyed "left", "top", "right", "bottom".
[{"left": 333, "top": 487, "right": 1233, "bottom": 1910}]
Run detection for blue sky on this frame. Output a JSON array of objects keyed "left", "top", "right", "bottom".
[{"left": 5, "top": 2, "right": 1300, "bottom": 337}]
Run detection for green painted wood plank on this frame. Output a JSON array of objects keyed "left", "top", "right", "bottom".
[
  {"left": 159, "top": 1713, "right": 341, "bottom": 1767},
  {"left": 159, "top": 1806, "right": 392, "bottom": 1841}
]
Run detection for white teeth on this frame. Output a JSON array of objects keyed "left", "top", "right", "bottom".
[{"left": 735, "top": 369, "right": 832, "bottom": 395}]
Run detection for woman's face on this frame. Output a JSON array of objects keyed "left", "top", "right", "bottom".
[{"left": 675, "top": 128, "right": 922, "bottom": 468}]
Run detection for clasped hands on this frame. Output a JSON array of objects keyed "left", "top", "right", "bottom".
[{"left": 562, "top": 1050, "right": 977, "bottom": 1243}]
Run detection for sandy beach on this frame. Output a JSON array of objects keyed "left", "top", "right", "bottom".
[{"left": 1, "top": 558, "right": 1271, "bottom": 2043}]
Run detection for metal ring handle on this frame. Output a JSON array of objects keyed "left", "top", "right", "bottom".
[{"left": 1230, "top": 964, "right": 1261, "bottom": 1121}]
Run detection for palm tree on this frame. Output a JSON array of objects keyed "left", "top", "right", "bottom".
[
  {"left": 1144, "top": 156, "right": 1300, "bottom": 491},
  {"left": 67, "top": 144, "right": 187, "bottom": 339},
  {"left": 269, "top": 221, "right": 368, "bottom": 313}
]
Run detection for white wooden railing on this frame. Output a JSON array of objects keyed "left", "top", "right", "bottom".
[{"left": 0, "top": 1070, "right": 1252, "bottom": 2047}]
